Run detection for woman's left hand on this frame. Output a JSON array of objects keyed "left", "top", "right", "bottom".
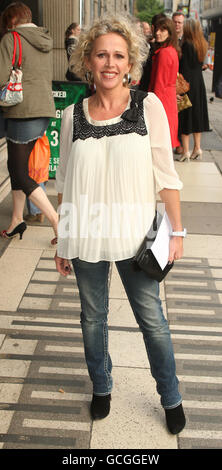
[
  {"left": 54, "top": 252, "right": 72, "bottom": 276},
  {"left": 168, "top": 236, "right": 183, "bottom": 264}
]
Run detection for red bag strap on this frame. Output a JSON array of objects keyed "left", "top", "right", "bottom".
[
  {"left": 11, "top": 31, "right": 22, "bottom": 68},
  {"left": 11, "top": 32, "right": 17, "bottom": 66}
]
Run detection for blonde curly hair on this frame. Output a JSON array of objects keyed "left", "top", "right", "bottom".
[{"left": 69, "top": 15, "right": 149, "bottom": 85}]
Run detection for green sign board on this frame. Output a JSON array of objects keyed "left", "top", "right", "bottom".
[{"left": 46, "top": 81, "right": 90, "bottom": 178}]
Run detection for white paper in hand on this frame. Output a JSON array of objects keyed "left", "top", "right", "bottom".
[{"left": 150, "top": 212, "right": 172, "bottom": 270}]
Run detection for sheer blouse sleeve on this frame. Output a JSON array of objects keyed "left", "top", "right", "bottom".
[
  {"left": 55, "top": 104, "right": 74, "bottom": 193},
  {"left": 144, "top": 92, "right": 183, "bottom": 194}
]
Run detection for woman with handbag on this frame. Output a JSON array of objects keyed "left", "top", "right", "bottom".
[
  {"left": 148, "top": 17, "right": 181, "bottom": 149},
  {"left": 54, "top": 15, "right": 186, "bottom": 435},
  {"left": 176, "top": 19, "right": 209, "bottom": 162},
  {"left": 0, "top": 2, "right": 58, "bottom": 241}
]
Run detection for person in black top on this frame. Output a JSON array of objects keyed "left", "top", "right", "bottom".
[
  {"left": 177, "top": 19, "right": 210, "bottom": 162},
  {"left": 65, "top": 22, "right": 81, "bottom": 81}
]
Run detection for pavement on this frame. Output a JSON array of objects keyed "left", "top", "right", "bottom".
[{"left": 0, "top": 69, "right": 222, "bottom": 453}]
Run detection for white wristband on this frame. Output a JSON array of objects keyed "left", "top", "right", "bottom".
[{"left": 171, "top": 229, "right": 187, "bottom": 238}]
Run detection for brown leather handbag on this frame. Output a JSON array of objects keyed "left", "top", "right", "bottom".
[{"left": 176, "top": 73, "right": 190, "bottom": 95}]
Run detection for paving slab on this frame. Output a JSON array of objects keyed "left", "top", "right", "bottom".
[
  {"left": 184, "top": 234, "right": 222, "bottom": 259},
  {"left": 181, "top": 202, "right": 222, "bottom": 235},
  {"left": 0, "top": 383, "right": 23, "bottom": 403},
  {"left": 175, "top": 161, "right": 222, "bottom": 203},
  {"left": 0, "top": 247, "right": 42, "bottom": 311}
]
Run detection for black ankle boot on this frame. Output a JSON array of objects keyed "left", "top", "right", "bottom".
[
  {"left": 165, "top": 404, "right": 186, "bottom": 434},
  {"left": 90, "top": 394, "right": 111, "bottom": 420}
]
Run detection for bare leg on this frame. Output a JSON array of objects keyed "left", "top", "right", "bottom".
[
  {"left": 190, "top": 132, "right": 203, "bottom": 160},
  {"left": 7, "top": 190, "right": 26, "bottom": 233},
  {"left": 193, "top": 132, "right": 201, "bottom": 152},
  {"left": 28, "top": 186, "right": 58, "bottom": 236},
  {"left": 4, "top": 188, "right": 57, "bottom": 237},
  {"left": 181, "top": 134, "right": 190, "bottom": 154},
  {"left": 176, "top": 134, "right": 191, "bottom": 161}
]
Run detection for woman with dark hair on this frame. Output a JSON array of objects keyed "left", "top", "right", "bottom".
[
  {"left": 139, "top": 13, "right": 167, "bottom": 92},
  {"left": 0, "top": 2, "right": 58, "bottom": 241},
  {"left": 64, "top": 22, "right": 81, "bottom": 81},
  {"left": 148, "top": 17, "right": 181, "bottom": 148},
  {"left": 177, "top": 19, "right": 209, "bottom": 162}
]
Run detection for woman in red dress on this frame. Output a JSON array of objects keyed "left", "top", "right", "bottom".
[{"left": 148, "top": 17, "right": 181, "bottom": 148}]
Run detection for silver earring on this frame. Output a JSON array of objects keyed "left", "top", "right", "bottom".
[
  {"left": 123, "top": 73, "right": 131, "bottom": 85},
  {"left": 85, "top": 71, "right": 93, "bottom": 83}
]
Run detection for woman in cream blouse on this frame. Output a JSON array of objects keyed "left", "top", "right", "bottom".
[{"left": 55, "top": 15, "right": 186, "bottom": 435}]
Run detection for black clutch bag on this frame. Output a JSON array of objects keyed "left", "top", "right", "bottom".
[{"left": 133, "top": 211, "right": 174, "bottom": 282}]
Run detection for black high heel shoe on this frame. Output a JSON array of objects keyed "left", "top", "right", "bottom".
[{"left": 0, "top": 222, "right": 27, "bottom": 240}]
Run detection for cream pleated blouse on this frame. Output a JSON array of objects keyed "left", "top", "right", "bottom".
[{"left": 56, "top": 91, "right": 182, "bottom": 262}]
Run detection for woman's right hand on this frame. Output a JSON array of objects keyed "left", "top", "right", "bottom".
[{"left": 54, "top": 252, "right": 72, "bottom": 276}]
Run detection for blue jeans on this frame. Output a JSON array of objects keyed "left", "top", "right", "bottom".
[
  {"left": 72, "top": 257, "right": 182, "bottom": 409},
  {"left": 26, "top": 182, "right": 46, "bottom": 215}
]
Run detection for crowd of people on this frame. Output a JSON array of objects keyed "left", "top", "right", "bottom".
[
  {"left": 0, "top": 1, "right": 211, "bottom": 439},
  {"left": 139, "top": 11, "right": 209, "bottom": 161}
]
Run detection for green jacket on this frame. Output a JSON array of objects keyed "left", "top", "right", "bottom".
[{"left": 0, "top": 25, "right": 56, "bottom": 119}]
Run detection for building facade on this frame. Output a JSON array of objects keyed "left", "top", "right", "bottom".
[
  {"left": 42, "top": 0, "right": 135, "bottom": 80},
  {"left": 200, "top": 0, "right": 222, "bottom": 30}
]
